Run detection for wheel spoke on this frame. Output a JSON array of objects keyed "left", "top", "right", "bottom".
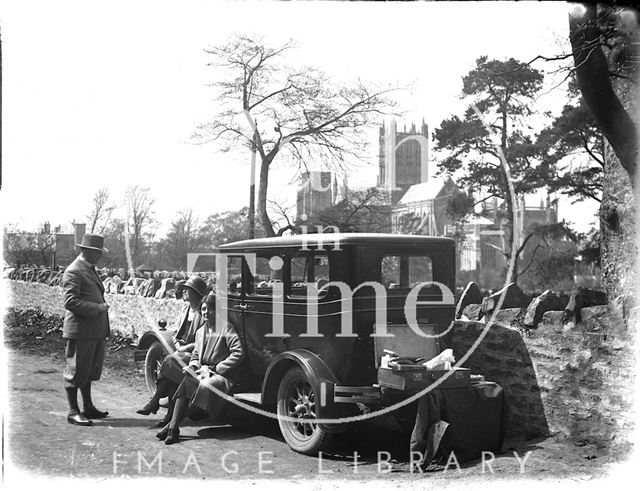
[
  {"left": 279, "top": 370, "right": 324, "bottom": 449},
  {"left": 308, "top": 421, "right": 316, "bottom": 434}
]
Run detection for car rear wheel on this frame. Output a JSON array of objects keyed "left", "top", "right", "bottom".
[
  {"left": 144, "top": 341, "right": 166, "bottom": 394},
  {"left": 276, "top": 367, "right": 333, "bottom": 455}
]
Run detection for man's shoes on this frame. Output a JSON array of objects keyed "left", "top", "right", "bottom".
[
  {"left": 82, "top": 407, "right": 109, "bottom": 419},
  {"left": 164, "top": 428, "right": 180, "bottom": 445},
  {"left": 136, "top": 400, "right": 160, "bottom": 415},
  {"left": 67, "top": 411, "right": 93, "bottom": 426}
]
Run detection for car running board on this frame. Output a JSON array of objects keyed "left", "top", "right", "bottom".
[{"left": 233, "top": 392, "right": 262, "bottom": 404}]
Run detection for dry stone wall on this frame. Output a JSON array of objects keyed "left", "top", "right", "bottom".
[
  {"left": 5, "top": 280, "right": 184, "bottom": 339},
  {"left": 450, "top": 307, "right": 635, "bottom": 450}
]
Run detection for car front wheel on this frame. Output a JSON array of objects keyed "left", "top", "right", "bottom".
[
  {"left": 144, "top": 341, "right": 166, "bottom": 394},
  {"left": 276, "top": 366, "right": 333, "bottom": 455}
]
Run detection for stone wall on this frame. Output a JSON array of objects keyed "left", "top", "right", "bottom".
[
  {"left": 450, "top": 308, "right": 635, "bottom": 449},
  {"left": 4, "top": 280, "right": 184, "bottom": 339}
]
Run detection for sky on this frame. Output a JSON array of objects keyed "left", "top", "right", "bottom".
[{"left": 0, "top": 0, "right": 600, "bottom": 238}]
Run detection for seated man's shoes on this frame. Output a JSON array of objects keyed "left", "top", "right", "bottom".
[
  {"left": 67, "top": 411, "right": 93, "bottom": 426},
  {"left": 164, "top": 428, "right": 180, "bottom": 445},
  {"left": 82, "top": 407, "right": 109, "bottom": 419},
  {"left": 136, "top": 400, "right": 160, "bottom": 415}
]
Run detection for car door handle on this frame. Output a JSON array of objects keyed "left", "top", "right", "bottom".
[{"left": 235, "top": 304, "right": 252, "bottom": 311}]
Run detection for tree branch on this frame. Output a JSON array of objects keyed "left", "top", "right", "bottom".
[{"left": 518, "top": 243, "right": 545, "bottom": 277}]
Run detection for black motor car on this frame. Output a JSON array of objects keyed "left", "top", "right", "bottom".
[{"left": 136, "top": 233, "right": 456, "bottom": 455}]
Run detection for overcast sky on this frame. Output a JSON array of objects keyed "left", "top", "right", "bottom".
[{"left": 0, "top": 0, "right": 600, "bottom": 237}]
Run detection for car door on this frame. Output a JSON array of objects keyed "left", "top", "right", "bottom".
[
  {"left": 218, "top": 254, "right": 256, "bottom": 392},
  {"left": 237, "top": 249, "right": 286, "bottom": 383}
]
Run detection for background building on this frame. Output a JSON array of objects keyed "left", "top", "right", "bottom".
[
  {"left": 3, "top": 221, "right": 87, "bottom": 268},
  {"left": 54, "top": 222, "right": 86, "bottom": 267},
  {"left": 377, "top": 119, "right": 429, "bottom": 204},
  {"left": 296, "top": 171, "right": 347, "bottom": 220},
  {"left": 457, "top": 196, "right": 560, "bottom": 287},
  {"left": 391, "top": 176, "right": 462, "bottom": 235},
  {"left": 292, "top": 117, "right": 561, "bottom": 290}
]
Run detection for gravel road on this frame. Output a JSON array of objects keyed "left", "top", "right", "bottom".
[{"left": 4, "top": 346, "right": 615, "bottom": 485}]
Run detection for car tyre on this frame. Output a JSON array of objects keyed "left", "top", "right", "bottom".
[
  {"left": 276, "top": 366, "right": 333, "bottom": 455},
  {"left": 144, "top": 341, "right": 166, "bottom": 394}
]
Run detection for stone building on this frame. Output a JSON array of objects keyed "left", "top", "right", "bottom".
[
  {"left": 296, "top": 171, "right": 347, "bottom": 221},
  {"left": 390, "top": 176, "right": 462, "bottom": 235},
  {"left": 3, "top": 223, "right": 55, "bottom": 267},
  {"left": 54, "top": 222, "right": 86, "bottom": 268},
  {"left": 3, "top": 221, "right": 89, "bottom": 268},
  {"left": 377, "top": 119, "right": 429, "bottom": 204},
  {"left": 457, "top": 195, "right": 560, "bottom": 285}
]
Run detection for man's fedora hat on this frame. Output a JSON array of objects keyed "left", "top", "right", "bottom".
[
  {"left": 184, "top": 275, "right": 208, "bottom": 299},
  {"left": 76, "top": 234, "right": 108, "bottom": 252}
]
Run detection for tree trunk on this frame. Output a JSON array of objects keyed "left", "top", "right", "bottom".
[
  {"left": 257, "top": 156, "right": 276, "bottom": 237},
  {"left": 502, "top": 198, "right": 518, "bottom": 284},
  {"left": 599, "top": 75, "right": 638, "bottom": 320},
  {"left": 569, "top": 6, "right": 638, "bottom": 182},
  {"left": 504, "top": 186, "right": 518, "bottom": 284},
  {"left": 499, "top": 113, "right": 518, "bottom": 284}
]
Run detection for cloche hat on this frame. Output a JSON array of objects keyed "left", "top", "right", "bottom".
[{"left": 184, "top": 275, "right": 208, "bottom": 299}]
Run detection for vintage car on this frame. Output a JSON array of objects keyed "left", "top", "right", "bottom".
[{"left": 135, "top": 233, "right": 456, "bottom": 454}]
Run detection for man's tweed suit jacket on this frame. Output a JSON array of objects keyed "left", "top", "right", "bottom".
[{"left": 61, "top": 255, "right": 110, "bottom": 340}]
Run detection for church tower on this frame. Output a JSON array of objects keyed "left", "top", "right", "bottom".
[{"left": 378, "top": 118, "right": 429, "bottom": 203}]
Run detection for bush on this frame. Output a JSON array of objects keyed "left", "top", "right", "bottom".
[{"left": 4, "top": 307, "right": 63, "bottom": 336}]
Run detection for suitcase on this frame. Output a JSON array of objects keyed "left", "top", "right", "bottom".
[{"left": 378, "top": 367, "right": 470, "bottom": 391}]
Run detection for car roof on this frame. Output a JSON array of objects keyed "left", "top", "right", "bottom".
[{"left": 216, "top": 233, "right": 455, "bottom": 251}]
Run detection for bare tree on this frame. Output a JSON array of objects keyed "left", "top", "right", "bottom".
[
  {"left": 200, "top": 207, "right": 254, "bottom": 246},
  {"left": 268, "top": 200, "right": 297, "bottom": 237},
  {"left": 194, "top": 35, "right": 396, "bottom": 236},
  {"left": 312, "top": 187, "right": 391, "bottom": 233},
  {"left": 162, "top": 208, "right": 206, "bottom": 270},
  {"left": 124, "top": 185, "right": 157, "bottom": 262},
  {"left": 86, "top": 187, "right": 116, "bottom": 234}
]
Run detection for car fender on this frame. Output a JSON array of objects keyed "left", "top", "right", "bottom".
[
  {"left": 133, "top": 330, "right": 174, "bottom": 365},
  {"left": 136, "top": 329, "right": 174, "bottom": 352}
]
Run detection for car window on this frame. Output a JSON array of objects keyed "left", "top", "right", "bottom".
[
  {"left": 381, "top": 255, "right": 432, "bottom": 289},
  {"left": 247, "top": 254, "right": 284, "bottom": 297},
  {"left": 290, "top": 252, "right": 330, "bottom": 297},
  {"left": 227, "top": 256, "right": 243, "bottom": 295}
]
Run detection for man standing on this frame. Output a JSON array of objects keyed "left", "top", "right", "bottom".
[{"left": 62, "top": 233, "right": 111, "bottom": 426}]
